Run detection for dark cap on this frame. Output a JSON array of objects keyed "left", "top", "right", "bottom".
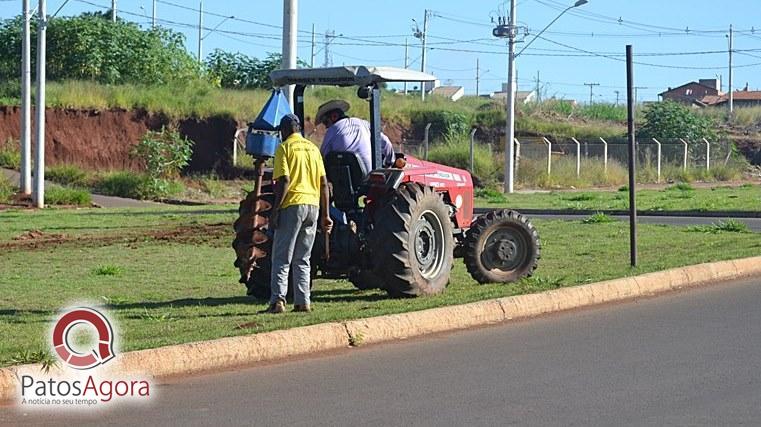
[{"left": 279, "top": 113, "right": 300, "bottom": 130}]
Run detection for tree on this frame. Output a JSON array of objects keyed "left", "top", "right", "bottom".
[
  {"left": 639, "top": 101, "right": 717, "bottom": 141},
  {"left": 205, "top": 50, "right": 308, "bottom": 89},
  {"left": 0, "top": 12, "right": 200, "bottom": 85}
]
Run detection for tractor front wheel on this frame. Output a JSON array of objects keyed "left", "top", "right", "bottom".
[
  {"left": 464, "top": 209, "right": 540, "bottom": 284},
  {"left": 363, "top": 183, "right": 454, "bottom": 297}
]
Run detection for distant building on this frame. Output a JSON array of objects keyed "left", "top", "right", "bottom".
[
  {"left": 430, "top": 86, "right": 465, "bottom": 101},
  {"left": 491, "top": 85, "right": 537, "bottom": 104},
  {"left": 659, "top": 79, "right": 722, "bottom": 104},
  {"left": 698, "top": 85, "right": 761, "bottom": 107}
]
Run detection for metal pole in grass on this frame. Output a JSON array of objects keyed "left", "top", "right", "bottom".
[
  {"left": 599, "top": 137, "right": 608, "bottom": 174},
  {"left": 652, "top": 138, "right": 661, "bottom": 183},
  {"left": 33, "top": 0, "right": 47, "bottom": 209},
  {"left": 679, "top": 138, "right": 688, "bottom": 171},
  {"left": 514, "top": 138, "right": 521, "bottom": 181},
  {"left": 571, "top": 137, "right": 581, "bottom": 177},
  {"left": 626, "top": 44, "right": 637, "bottom": 267},
  {"left": 469, "top": 128, "right": 477, "bottom": 173},
  {"left": 20, "top": 0, "right": 32, "bottom": 195},
  {"left": 542, "top": 137, "right": 552, "bottom": 176},
  {"left": 703, "top": 138, "right": 711, "bottom": 170},
  {"left": 423, "top": 123, "right": 431, "bottom": 160}
]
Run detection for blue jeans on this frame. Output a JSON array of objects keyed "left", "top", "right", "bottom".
[{"left": 270, "top": 204, "right": 318, "bottom": 305}]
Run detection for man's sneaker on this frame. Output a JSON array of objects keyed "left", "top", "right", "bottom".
[
  {"left": 264, "top": 300, "right": 285, "bottom": 314},
  {"left": 293, "top": 304, "right": 311, "bottom": 313}
]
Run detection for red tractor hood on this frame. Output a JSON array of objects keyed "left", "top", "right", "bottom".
[{"left": 400, "top": 156, "right": 474, "bottom": 228}]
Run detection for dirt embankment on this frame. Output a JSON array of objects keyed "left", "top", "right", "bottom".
[
  {"left": 0, "top": 106, "right": 239, "bottom": 174},
  {"left": 0, "top": 107, "right": 411, "bottom": 175}
]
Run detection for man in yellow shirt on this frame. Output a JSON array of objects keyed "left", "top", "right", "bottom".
[{"left": 266, "top": 114, "right": 332, "bottom": 314}]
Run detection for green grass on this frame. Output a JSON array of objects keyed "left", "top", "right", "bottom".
[
  {"left": 687, "top": 219, "right": 751, "bottom": 234},
  {"left": 92, "top": 265, "right": 125, "bottom": 276},
  {"left": 0, "top": 139, "right": 21, "bottom": 169},
  {"left": 475, "top": 184, "right": 761, "bottom": 212},
  {"left": 46, "top": 164, "right": 90, "bottom": 187},
  {"left": 0, "top": 207, "right": 758, "bottom": 366},
  {"left": 0, "top": 174, "right": 14, "bottom": 203},
  {"left": 582, "top": 212, "right": 616, "bottom": 224},
  {"left": 45, "top": 186, "right": 92, "bottom": 206}
]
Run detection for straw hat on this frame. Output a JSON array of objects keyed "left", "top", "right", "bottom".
[{"left": 315, "top": 100, "right": 350, "bottom": 124}]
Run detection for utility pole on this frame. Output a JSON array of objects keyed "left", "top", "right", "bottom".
[
  {"left": 323, "top": 30, "right": 335, "bottom": 67},
  {"left": 20, "top": 0, "right": 31, "bottom": 195},
  {"left": 614, "top": 90, "right": 620, "bottom": 106},
  {"left": 282, "top": 0, "right": 298, "bottom": 106},
  {"left": 419, "top": 10, "right": 430, "bottom": 101},
  {"left": 197, "top": 1, "right": 203, "bottom": 62},
  {"left": 152, "top": 0, "right": 156, "bottom": 29},
  {"left": 728, "top": 24, "right": 734, "bottom": 114},
  {"left": 111, "top": 0, "right": 116, "bottom": 22},
  {"left": 476, "top": 58, "right": 480, "bottom": 96},
  {"left": 535, "top": 70, "right": 540, "bottom": 103},
  {"left": 492, "top": 0, "right": 518, "bottom": 194},
  {"left": 633, "top": 86, "right": 648, "bottom": 106},
  {"left": 310, "top": 23, "right": 315, "bottom": 68},
  {"left": 584, "top": 82, "right": 599, "bottom": 105},
  {"left": 404, "top": 38, "right": 409, "bottom": 94},
  {"left": 34, "top": 0, "right": 47, "bottom": 208}
]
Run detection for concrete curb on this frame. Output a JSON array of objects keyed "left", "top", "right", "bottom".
[{"left": 2, "top": 256, "right": 760, "bottom": 401}]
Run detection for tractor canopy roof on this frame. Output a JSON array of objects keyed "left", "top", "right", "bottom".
[{"left": 270, "top": 66, "right": 437, "bottom": 87}]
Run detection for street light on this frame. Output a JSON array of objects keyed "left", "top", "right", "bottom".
[
  {"left": 497, "top": 0, "right": 588, "bottom": 194},
  {"left": 516, "top": 0, "right": 587, "bottom": 58}
]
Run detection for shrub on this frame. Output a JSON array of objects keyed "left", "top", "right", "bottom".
[
  {"left": 428, "top": 133, "right": 497, "bottom": 184},
  {"left": 474, "top": 187, "right": 507, "bottom": 204},
  {"left": 95, "top": 171, "right": 148, "bottom": 199},
  {"left": 46, "top": 164, "right": 89, "bottom": 187},
  {"left": 0, "top": 174, "right": 14, "bottom": 202},
  {"left": 132, "top": 127, "right": 193, "bottom": 197},
  {"left": 46, "top": 186, "right": 91, "bottom": 206},
  {"left": 95, "top": 171, "right": 183, "bottom": 200},
  {"left": 408, "top": 110, "right": 470, "bottom": 140},
  {"left": 0, "top": 139, "right": 20, "bottom": 169},
  {"left": 639, "top": 101, "right": 717, "bottom": 141},
  {"left": 474, "top": 108, "right": 505, "bottom": 128}
]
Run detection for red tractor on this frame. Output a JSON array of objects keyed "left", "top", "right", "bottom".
[{"left": 233, "top": 66, "right": 540, "bottom": 298}]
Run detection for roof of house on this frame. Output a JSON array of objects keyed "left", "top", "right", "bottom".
[
  {"left": 658, "top": 81, "right": 718, "bottom": 96},
  {"left": 431, "top": 86, "right": 464, "bottom": 98},
  {"left": 699, "top": 90, "right": 761, "bottom": 105}
]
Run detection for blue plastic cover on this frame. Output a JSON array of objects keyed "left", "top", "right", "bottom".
[{"left": 250, "top": 89, "right": 293, "bottom": 131}]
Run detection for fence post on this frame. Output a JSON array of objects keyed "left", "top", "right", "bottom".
[
  {"left": 514, "top": 138, "right": 521, "bottom": 181},
  {"left": 233, "top": 128, "right": 247, "bottom": 167},
  {"left": 423, "top": 123, "right": 431, "bottom": 160},
  {"left": 652, "top": 138, "right": 662, "bottom": 183},
  {"left": 599, "top": 137, "right": 608, "bottom": 174},
  {"left": 571, "top": 137, "right": 581, "bottom": 177},
  {"left": 542, "top": 137, "right": 552, "bottom": 176},
  {"left": 679, "top": 138, "right": 688, "bottom": 171},
  {"left": 703, "top": 138, "right": 710, "bottom": 170},
  {"left": 469, "top": 128, "right": 477, "bottom": 173}
]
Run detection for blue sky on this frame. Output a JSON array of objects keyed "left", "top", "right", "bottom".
[{"left": 3, "top": 0, "right": 761, "bottom": 103}]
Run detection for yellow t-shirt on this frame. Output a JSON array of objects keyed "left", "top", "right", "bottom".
[{"left": 273, "top": 133, "right": 325, "bottom": 209}]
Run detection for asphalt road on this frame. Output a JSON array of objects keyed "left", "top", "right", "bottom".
[
  {"left": 528, "top": 213, "right": 761, "bottom": 232},
  {"left": 4, "top": 275, "right": 761, "bottom": 426}
]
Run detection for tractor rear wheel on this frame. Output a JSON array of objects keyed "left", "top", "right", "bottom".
[
  {"left": 464, "top": 209, "right": 540, "bottom": 284},
  {"left": 362, "top": 183, "right": 454, "bottom": 297}
]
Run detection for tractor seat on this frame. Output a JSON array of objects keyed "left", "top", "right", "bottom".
[{"left": 324, "top": 151, "right": 367, "bottom": 212}]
